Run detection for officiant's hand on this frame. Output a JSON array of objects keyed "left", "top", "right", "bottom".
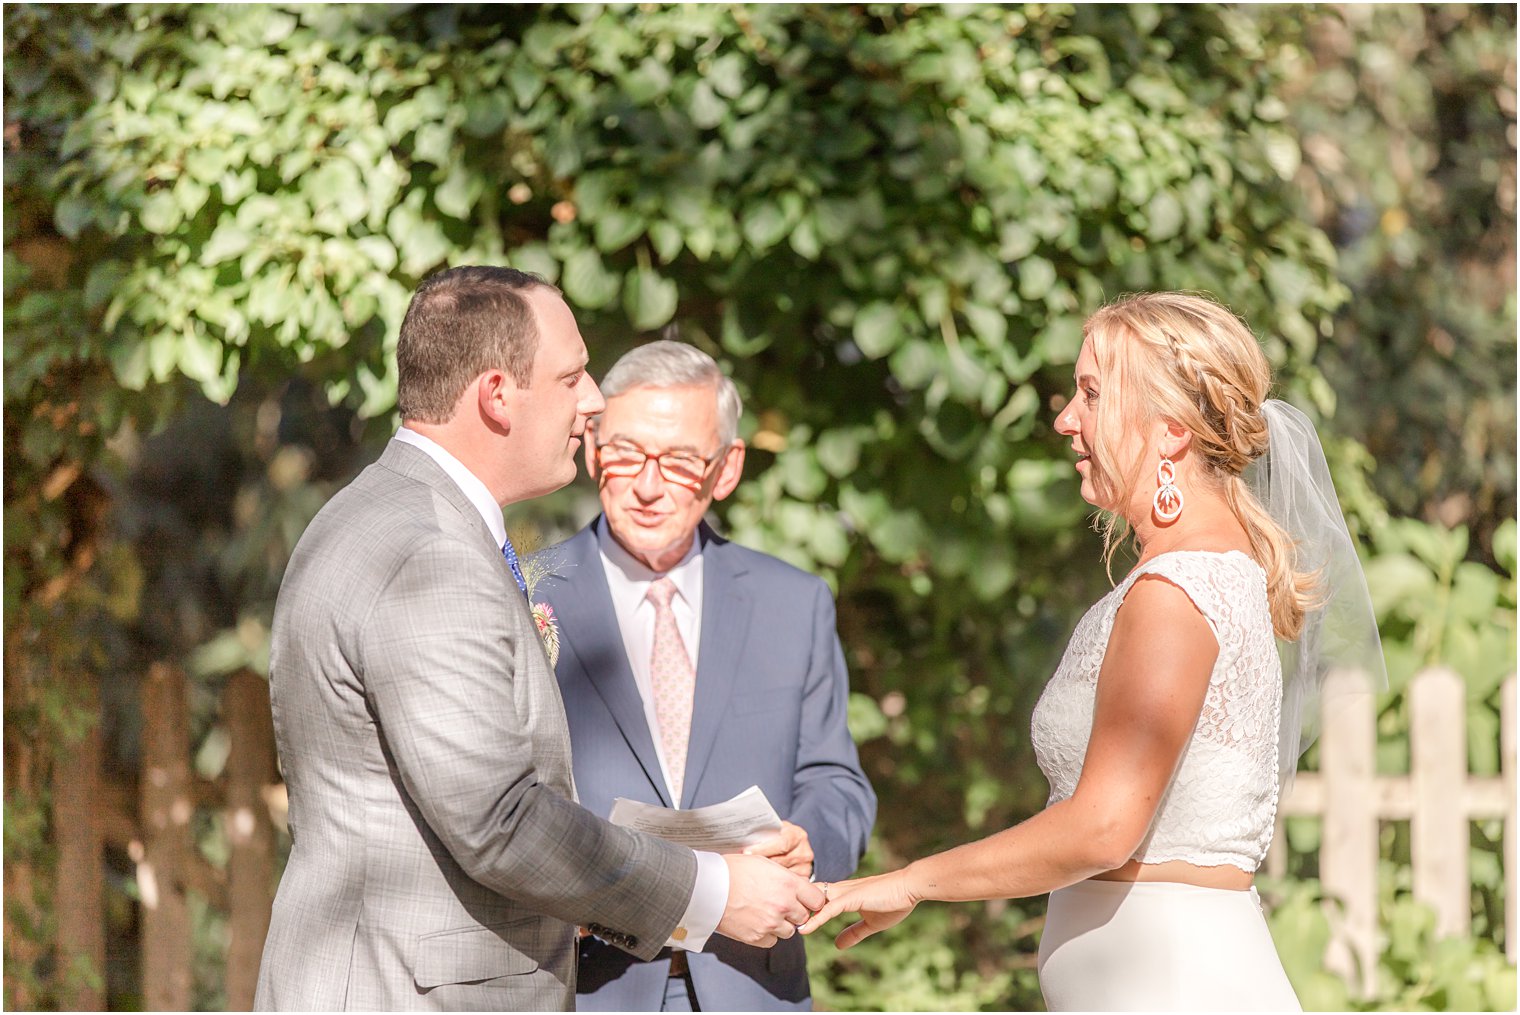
[
  {"left": 717, "top": 854, "right": 826, "bottom": 948},
  {"left": 798, "top": 870, "right": 919, "bottom": 949},
  {"left": 742, "top": 820, "right": 814, "bottom": 877}
]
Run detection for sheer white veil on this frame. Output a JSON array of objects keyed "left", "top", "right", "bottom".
[{"left": 1244, "top": 399, "right": 1389, "bottom": 788}]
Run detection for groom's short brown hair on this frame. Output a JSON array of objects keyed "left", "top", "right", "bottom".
[{"left": 396, "top": 265, "right": 560, "bottom": 424}]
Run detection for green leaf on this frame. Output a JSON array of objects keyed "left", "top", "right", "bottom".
[
  {"left": 413, "top": 122, "right": 453, "bottom": 166},
  {"left": 854, "top": 302, "right": 904, "bottom": 359},
  {"left": 846, "top": 692, "right": 889, "bottom": 743},
  {"left": 201, "top": 220, "right": 252, "bottom": 265},
  {"left": 622, "top": 267, "right": 678, "bottom": 331},
  {"left": 1363, "top": 553, "right": 1435, "bottom": 621},
  {"left": 1016, "top": 256, "right": 1056, "bottom": 301},
  {"left": 463, "top": 90, "right": 513, "bottom": 137},
  {"left": 108, "top": 335, "right": 151, "bottom": 390},
  {"left": 55, "top": 194, "right": 92, "bottom": 239},
  {"left": 890, "top": 340, "right": 939, "bottom": 389},
  {"left": 560, "top": 248, "right": 620, "bottom": 310},
  {"left": 998, "top": 221, "right": 1038, "bottom": 261},
  {"left": 356, "top": 235, "right": 398, "bottom": 274},
  {"left": 779, "top": 450, "right": 827, "bottom": 500},
  {"left": 220, "top": 168, "right": 257, "bottom": 205},
  {"left": 434, "top": 166, "right": 481, "bottom": 220},
  {"left": 688, "top": 80, "right": 725, "bottom": 130},
  {"left": 83, "top": 261, "right": 127, "bottom": 310},
  {"left": 648, "top": 221, "right": 683, "bottom": 263},
  {"left": 387, "top": 200, "right": 450, "bottom": 277},
  {"left": 306, "top": 158, "right": 368, "bottom": 227},
  {"left": 509, "top": 242, "right": 559, "bottom": 284},
  {"left": 139, "top": 191, "right": 182, "bottom": 234},
  {"left": 708, "top": 53, "right": 747, "bottom": 99},
  {"left": 623, "top": 58, "right": 673, "bottom": 104},
  {"left": 1493, "top": 519, "right": 1516, "bottom": 576},
  {"left": 815, "top": 430, "right": 861, "bottom": 478},
  {"left": 1448, "top": 561, "right": 1501, "bottom": 625},
  {"left": 594, "top": 207, "right": 645, "bottom": 253},
  {"left": 174, "top": 177, "right": 210, "bottom": 219},
  {"left": 789, "top": 215, "right": 821, "bottom": 260},
  {"left": 963, "top": 303, "right": 1007, "bottom": 348},
  {"left": 741, "top": 202, "right": 788, "bottom": 251},
  {"left": 968, "top": 545, "right": 1015, "bottom": 600},
  {"left": 1147, "top": 190, "right": 1183, "bottom": 240},
  {"left": 507, "top": 61, "right": 545, "bottom": 109},
  {"left": 1041, "top": 315, "right": 1085, "bottom": 365}
]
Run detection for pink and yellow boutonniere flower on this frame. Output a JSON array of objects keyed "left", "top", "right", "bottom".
[
  {"left": 531, "top": 601, "right": 560, "bottom": 668},
  {"left": 508, "top": 526, "right": 566, "bottom": 668}
]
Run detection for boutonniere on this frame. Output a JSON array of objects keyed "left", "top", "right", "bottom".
[
  {"left": 530, "top": 601, "right": 561, "bottom": 668},
  {"left": 508, "top": 526, "right": 570, "bottom": 668}
]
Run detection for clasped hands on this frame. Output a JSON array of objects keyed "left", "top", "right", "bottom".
[
  {"left": 798, "top": 869, "right": 919, "bottom": 949},
  {"left": 720, "top": 822, "right": 918, "bottom": 951},
  {"left": 716, "top": 820, "right": 819, "bottom": 947}
]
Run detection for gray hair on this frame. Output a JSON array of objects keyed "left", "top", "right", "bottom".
[{"left": 598, "top": 341, "right": 743, "bottom": 447}]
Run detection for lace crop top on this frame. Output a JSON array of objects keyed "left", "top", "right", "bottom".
[{"left": 1030, "top": 550, "right": 1282, "bottom": 873}]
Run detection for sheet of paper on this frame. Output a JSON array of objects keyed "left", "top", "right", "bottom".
[{"left": 608, "top": 785, "right": 782, "bottom": 852}]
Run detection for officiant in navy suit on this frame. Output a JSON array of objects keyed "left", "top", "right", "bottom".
[{"left": 533, "top": 341, "right": 876, "bottom": 1012}]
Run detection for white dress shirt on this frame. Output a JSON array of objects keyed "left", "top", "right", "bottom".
[{"left": 391, "top": 429, "right": 728, "bottom": 951}]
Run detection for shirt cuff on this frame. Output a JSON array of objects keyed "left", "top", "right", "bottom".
[{"left": 667, "top": 850, "right": 728, "bottom": 951}]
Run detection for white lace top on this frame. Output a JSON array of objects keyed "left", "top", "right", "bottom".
[{"left": 1030, "top": 550, "right": 1282, "bottom": 872}]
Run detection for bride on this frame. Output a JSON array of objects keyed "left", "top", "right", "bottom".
[{"left": 801, "top": 292, "right": 1382, "bottom": 1011}]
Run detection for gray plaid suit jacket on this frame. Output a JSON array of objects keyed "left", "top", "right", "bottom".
[{"left": 255, "top": 440, "right": 697, "bottom": 1011}]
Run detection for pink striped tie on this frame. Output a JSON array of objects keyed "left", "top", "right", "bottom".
[{"left": 647, "top": 577, "right": 695, "bottom": 805}]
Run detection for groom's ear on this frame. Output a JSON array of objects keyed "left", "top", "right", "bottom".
[{"left": 476, "top": 370, "right": 512, "bottom": 434}]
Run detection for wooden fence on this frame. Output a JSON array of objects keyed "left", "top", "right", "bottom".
[
  {"left": 49, "top": 665, "right": 1514, "bottom": 1008},
  {"left": 1265, "top": 668, "right": 1517, "bottom": 996},
  {"left": 52, "top": 665, "right": 279, "bottom": 1011}
]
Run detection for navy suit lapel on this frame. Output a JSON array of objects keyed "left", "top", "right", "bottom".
[
  {"left": 547, "top": 526, "right": 673, "bottom": 806},
  {"left": 681, "top": 524, "right": 751, "bottom": 807}
]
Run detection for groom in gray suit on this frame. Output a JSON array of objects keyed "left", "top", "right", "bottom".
[
  {"left": 256, "top": 267, "right": 824, "bottom": 1011},
  {"left": 534, "top": 342, "right": 876, "bottom": 1011}
]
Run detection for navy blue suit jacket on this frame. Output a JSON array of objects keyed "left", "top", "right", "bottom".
[{"left": 534, "top": 520, "right": 876, "bottom": 1011}]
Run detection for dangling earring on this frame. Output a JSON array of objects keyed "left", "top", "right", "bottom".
[{"left": 1153, "top": 458, "right": 1183, "bottom": 522}]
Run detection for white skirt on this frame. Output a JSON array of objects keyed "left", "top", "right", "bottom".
[{"left": 1037, "top": 879, "right": 1302, "bottom": 1012}]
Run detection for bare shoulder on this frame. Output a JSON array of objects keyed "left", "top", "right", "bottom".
[
  {"left": 1109, "top": 574, "right": 1218, "bottom": 667},
  {"left": 1117, "top": 571, "right": 1208, "bottom": 620}
]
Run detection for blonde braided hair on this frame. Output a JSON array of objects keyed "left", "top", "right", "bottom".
[{"left": 1081, "top": 291, "right": 1318, "bottom": 639}]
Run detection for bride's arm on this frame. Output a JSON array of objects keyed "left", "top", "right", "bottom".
[{"left": 803, "top": 575, "right": 1218, "bottom": 944}]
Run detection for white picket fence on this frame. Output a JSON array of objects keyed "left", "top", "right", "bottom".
[{"left": 1264, "top": 668, "right": 1516, "bottom": 995}]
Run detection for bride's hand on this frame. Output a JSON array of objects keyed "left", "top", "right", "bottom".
[{"left": 798, "top": 869, "right": 920, "bottom": 949}]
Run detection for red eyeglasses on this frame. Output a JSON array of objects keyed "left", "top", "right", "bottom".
[{"left": 594, "top": 442, "right": 725, "bottom": 490}]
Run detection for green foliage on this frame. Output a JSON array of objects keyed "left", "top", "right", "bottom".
[
  {"left": 804, "top": 852, "right": 1042, "bottom": 1012},
  {"left": 1283, "top": 4, "right": 1517, "bottom": 552},
  {"left": 805, "top": 904, "right": 1030, "bottom": 1012},
  {"left": 1265, "top": 867, "right": 1518, "bottom": 1013},
  {"left": 3, "top": 4, "right": 1512, "bottom": 1011},
  {"left": 1366, "top": 516, "right": 1516, "bottom": 778}
]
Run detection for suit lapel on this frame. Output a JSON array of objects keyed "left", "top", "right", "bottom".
[
  {"left": 548, "top": 526, "right": 674, "bottom": 806},
  {"left": 681, "top": 524, "right": 751, "bottom": 807},
  {"left": 378, "top": 439, "right": 501, "bottom": 559}
]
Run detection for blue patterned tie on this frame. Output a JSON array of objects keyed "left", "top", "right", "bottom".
[{"left": 501, "top": 537, "right": 528, "bottom": 597}]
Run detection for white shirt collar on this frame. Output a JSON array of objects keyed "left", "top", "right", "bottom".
[
  {"left": 596, "top": 516, "right": 702, "bottom": 601},
  {"left": 394, "top": 427, "right": 507, "bottom": 549}
]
